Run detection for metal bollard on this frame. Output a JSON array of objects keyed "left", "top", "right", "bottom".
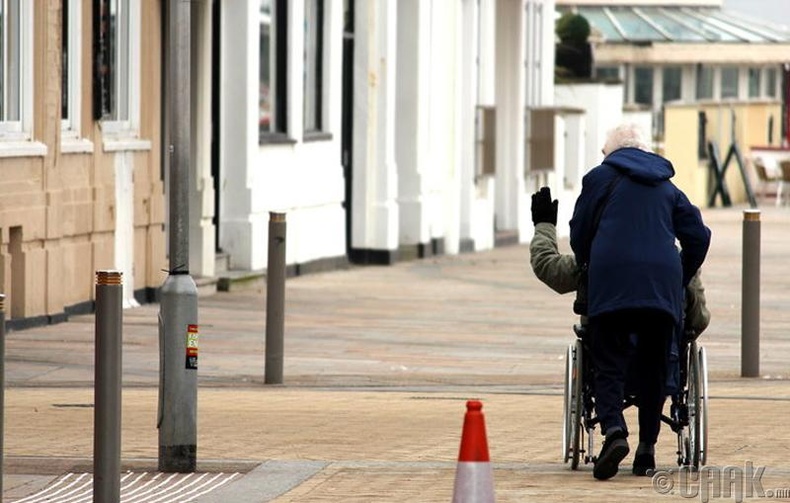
[
  {"left": 0, "top": 294, "right": 5, "bottom": 501},
  {"left": 94, "top": 271, "right": 123, "bottom": 502},
  {"left": 741, "top": 210, "right": 760, "bottom": 378},
  {"left": 265, "top": 212, "right": 286, "bottom": 384}
]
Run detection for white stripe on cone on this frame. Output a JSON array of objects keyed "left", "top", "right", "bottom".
[{"left": 452, "top": 462, "right": 495, "bottom": 503}]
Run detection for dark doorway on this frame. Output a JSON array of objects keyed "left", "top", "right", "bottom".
[
  {"left": 341, "top": 0, "right": 354, "bottom": 254},
  {"left": 211, "top": 0, "right": 222, "bottom": 252}
]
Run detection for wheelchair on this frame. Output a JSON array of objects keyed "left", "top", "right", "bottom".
[{"left": 562, "top": 324, "right": 709, "bottom": 470}]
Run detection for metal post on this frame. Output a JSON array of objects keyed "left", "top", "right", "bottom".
[
  {"left": 94, "top": 271, "right": 123, "bottom": 503},
  {"left": 265, "top": 212, "right": 286, "bottom": 384},
  {"left": 159, "top": 0, "right": 198, "bottom": 472},
  {"left": 0, "top": 294, "right": 5, "bottom": 501},
  {"left": 741, "top": 209, "right": 760, "bottom": 377}
]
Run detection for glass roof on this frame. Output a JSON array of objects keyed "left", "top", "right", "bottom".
[{"left": 560, "top": 5, "right": 790, "bottom": 43}]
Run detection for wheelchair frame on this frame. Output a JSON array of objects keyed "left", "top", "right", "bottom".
[{"left": 562, "top": 325, "right": 709, "bottom": 470}]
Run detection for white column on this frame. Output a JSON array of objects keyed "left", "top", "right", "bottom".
[
  {"left": 494, "top": 0, "right": 526, "bottom": 232},
  {"left": 459, "top": 0, "right": 479, "bottom": 247},
  {"left": 219, "top": 0, "right": 256, "bottom": 269},
  {"left": 539, "top": 0, "right": 556, "bottom": 106},
  {"left": 189, "top": 0, "right": 216, "bottom": 277},
  {"left": 114, "top": 153, "right": 138, "bottom": 308},
  {"left": 395, "top": 0, "right": 430, "bottom": 249},
  {"left": 352, "top": 0, "right": 399, "bottom": 253},
  {"left": 430, "top": 0, "right": 462, "bottom": 255}
]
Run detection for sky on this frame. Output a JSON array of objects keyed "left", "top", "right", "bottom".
[{"left": 721, "top": 0, "right": 790, "bottom": 29}]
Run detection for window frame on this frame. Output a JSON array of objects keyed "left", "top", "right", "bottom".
[
  {"left": 633, "top": 66, "right": 654, "bottom": 106},
  {"left": 765, "top": 67, "right": 778, "bottom": 99},
  {"left": 95, "top": 0, "right": 141, "bottom": 138},
  {"left": 259, "top": 0, "right": 289, "bottom": 141},
  {"left": 747, "top": 67, "right": 761, "bottom": 99},
  {"left": 695, "top": 65, "right": 714, "bottom": 101},
  {"left": 720, "top": 66, "right": 739, "bottom": 100},
  {"left": 0, "top": 0, "right": 33, "bottom": 140},
  {"left": 303, "top": 0, "right": 325, "bottom": 136},
  {"left": 62, "top": 0, "right": 83, "bottom": 137},
  {"left": 595, "top": 66, "right": 620, "bottom": 81},
  {"left": 661, "top": 66, "right": 682, "bottom": 103}
]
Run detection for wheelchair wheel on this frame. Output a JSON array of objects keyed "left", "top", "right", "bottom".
[
  {"left": 698, "top": 346, "right": 709, "bottom": 466},
  {"left": 567, "top": 340, "right": 583, "bottom": 469},
  {"left": 563, "top": 344, "right": 572, "bottom": 462},
  {"left": 686, "top": 341, "right": 702, "bottom": 469}
]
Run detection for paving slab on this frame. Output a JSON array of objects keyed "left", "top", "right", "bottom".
[{"left": 3, "top": 205, "right": 790, "bottom": 502}]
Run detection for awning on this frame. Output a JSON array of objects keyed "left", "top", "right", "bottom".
[{"left": 558, "top": 5, "right": 790, "bottom": 44}]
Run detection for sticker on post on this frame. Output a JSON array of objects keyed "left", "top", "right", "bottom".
[{"left": 186, "top": 324, "right": 198, "bottom": 370}]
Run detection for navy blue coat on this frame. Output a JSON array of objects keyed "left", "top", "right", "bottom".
[{"left": 569, "top": 148, "right": 711, "bottom": 323}]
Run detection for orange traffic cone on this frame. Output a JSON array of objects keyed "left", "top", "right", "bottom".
[{"left": 452, "top": 400, "right": 495, "bottom": 503}]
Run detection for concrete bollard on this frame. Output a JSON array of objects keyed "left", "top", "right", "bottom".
[
  {"left": 94, "top": 271, "right": 123, "bottom": 502},
  {"left": 741, "top": 210, "right": 760, "bottom": 378},
  {"left": 265, "top": 212, "right": 286, "bottom": 384}
]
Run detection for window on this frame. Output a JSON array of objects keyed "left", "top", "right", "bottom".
[
  {"left": 662, "top": 66, "right": 682, "bottom": 103},
  {"left": 595, "top": 66, "right": 620, "bottom": 81},
  {"left": 0, "top": 0, "right": 29, "bottom": 137},
  {"left": 634, "top": 67, "right": 653, "bottom": 105},
  {"left": 748, "top": 68, "right": 761, "bottom": 98},
  {"left": 94, "top": 0, "right": 140, "bottom": 133},
  {"left": 695, "top": 65, "right": 713, "bottom": 100},
  {"left": 62, "top": 0, "right": 83, "bottom": 135},
  {"left": 260, "top": 0, "right": 288, "bottom": 137},
  {"left": 721, "top": 67, "right": 739, "bottom": 99},
  {"left": 766, "top": 67, "right": 777, "bottom": 98},
  {"left": 1, "top": 0, "right": 21, "bottom": 125},
  {"left": 303, "top": 0, "right": 324, "bottom": 133}
]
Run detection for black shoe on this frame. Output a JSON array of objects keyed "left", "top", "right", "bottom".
[
  {"left": 632, "top": 452, "right": 656, "bottom": 476},
  {"left": 593, "top": 431, "right": 630, "bottom": 480}
]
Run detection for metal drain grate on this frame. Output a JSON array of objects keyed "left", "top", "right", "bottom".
[{"left": 14, "top": 471, "right": 240, "bottom": 503}]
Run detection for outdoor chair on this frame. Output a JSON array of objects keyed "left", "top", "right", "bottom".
[
  {"left": 779, "top": 161, "right": 790, "bottom": 207},
  {"left": 752, "top": 157, "right": 781, "bottom": 206}
]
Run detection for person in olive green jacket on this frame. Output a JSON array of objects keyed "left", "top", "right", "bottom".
[{"left": 529, "top": 186, "right": 710, "bottom": 337}]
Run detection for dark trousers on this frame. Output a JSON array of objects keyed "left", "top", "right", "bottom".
[{"left": 589, "top": 309, "right": 673, "bottom": 444}]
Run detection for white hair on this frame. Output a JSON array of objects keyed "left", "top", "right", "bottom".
[{"left": 602, "top": 123, "right": 651, "bottom": 156}]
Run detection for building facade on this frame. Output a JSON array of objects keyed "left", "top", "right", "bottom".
[
  {"left": 557, "top": 0, "right": 790, "bottom": 140},
  {"left": 208, "top": 0, "right": 559, "bottom": 275},
  {"left": 0, "top": 0, "right": 165, "bottom": 326},
  {"left": 2, "top": 0, "right": 563, "bottom": 326}
]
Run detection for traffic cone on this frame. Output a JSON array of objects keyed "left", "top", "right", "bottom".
[{"left": 452, "top": 400, "right": 495, "bottom": 503}]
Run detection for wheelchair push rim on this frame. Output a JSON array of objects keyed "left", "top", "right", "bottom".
[
  {"left": 699, "top": 345, "right": 709, "bottom": 466},
  {"left": 563, "top": 341, "right": 584, "bottom": 468},
  {"left": 682, "top": 341, "right": 706, "bottom": 469}
]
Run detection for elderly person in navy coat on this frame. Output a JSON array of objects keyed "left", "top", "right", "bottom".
[{"left": 569, "top": 123, "right": 711, "bottom": 480}]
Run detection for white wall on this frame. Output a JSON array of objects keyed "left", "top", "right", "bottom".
[
  {"left": 222, "top": 0, "right": 346, "bottom": 271},
  {"left": 556, "top": 82, "right": 625, "bottom": 174}
]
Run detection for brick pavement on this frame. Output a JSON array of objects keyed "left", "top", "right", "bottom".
[{"left": 3, "top": 205, "right": 790, "bottom": 502}]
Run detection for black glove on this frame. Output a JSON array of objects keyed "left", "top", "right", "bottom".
[{"left": 531, "top": 187, "right": 558, "bottom": 226}]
